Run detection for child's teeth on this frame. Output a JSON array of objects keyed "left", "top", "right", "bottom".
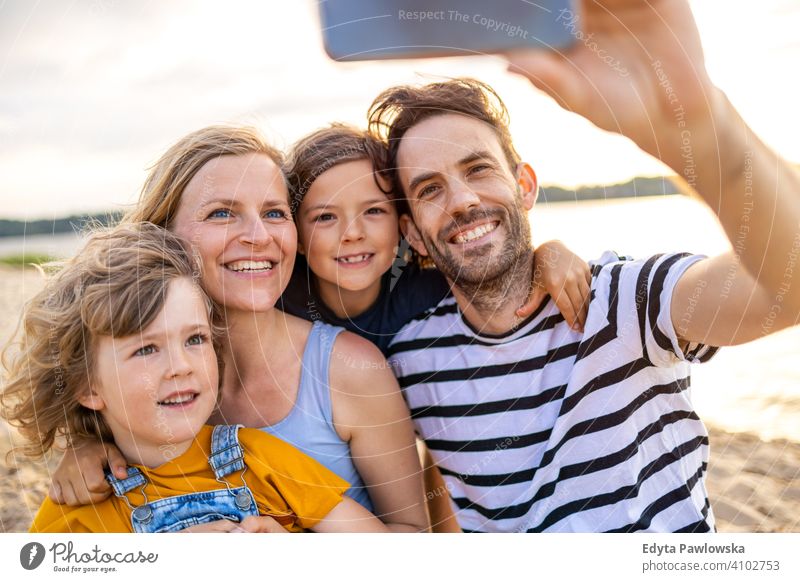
[
  {"left": 160, "top": 394, "right": 195, "bottom": 405},
  {"left": 338, "top": 254, "right": 369, "bottom": 263}
]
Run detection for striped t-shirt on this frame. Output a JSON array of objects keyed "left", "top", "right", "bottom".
[{"left": 387, "top": 252, "right": 719, "bottom": 533}]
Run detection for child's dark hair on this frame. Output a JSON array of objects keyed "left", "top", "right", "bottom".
[
  {"left": 283, "top": 123, "right": 392, "bottom": 216},
  {"left": 0, "top": 222, "right": 221, "bottom": 459}
]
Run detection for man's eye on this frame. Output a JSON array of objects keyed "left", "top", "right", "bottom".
[
  {"left": 468, "top": 164, "right": 491, "bottom": 175},
  {"left": 418, "top": 184, "right": 440, "bottom": 199},
  {"left": 134, "top": 345, "right": 156, "bottom": 357},
  {"left": 207, "top": 208, "right": 232, "bottom": 219}
]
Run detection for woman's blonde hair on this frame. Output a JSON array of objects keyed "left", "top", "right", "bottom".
[
  {"left": 0, "top": 222, "right": 219, "bottom": 459},
  {"left": 124, "top": 125, "right": 285, "bottom": 227}
]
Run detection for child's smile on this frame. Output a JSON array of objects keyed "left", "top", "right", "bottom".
[
  {"left": 298, "top": 159, "right": 399, "bottom": 318},
  {"left": 82, "top": 277, "right": 219, "bottom": 468}
]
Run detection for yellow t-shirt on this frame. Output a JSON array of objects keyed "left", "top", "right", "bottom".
[{"left": 30, "top": 426, "right": 350, "bottom": 533}]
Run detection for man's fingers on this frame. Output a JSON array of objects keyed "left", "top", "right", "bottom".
[{"left": 505, "top": 50, "right": 577, "bottom": 111}]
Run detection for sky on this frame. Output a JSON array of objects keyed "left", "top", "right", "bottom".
[{"left": 1, "top": 0, "right": 799, "bottom": 220}]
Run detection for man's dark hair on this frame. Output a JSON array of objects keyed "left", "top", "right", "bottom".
[{"left": 368, "top": 78, "right": 522, "bottom": 211}]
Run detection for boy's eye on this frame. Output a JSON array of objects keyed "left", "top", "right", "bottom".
[
  {"left": 207, "top": 208, "right": 232, "bottom": 219},
  {"left": 187, "top": 333, "right": 208, "bottom": 346},
  {"left": 133, "top": 344, "right": 157, "bottom": 357},
  {"left": 315, "top": 213, "right": 335, "bottom": 222},
  {"left": 365, "top": 207, "right": 386, "bottom": 215}
]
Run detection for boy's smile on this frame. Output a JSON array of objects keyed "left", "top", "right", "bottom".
[{"left": 82, "top": 277, "right": 219, "bottom": 468}]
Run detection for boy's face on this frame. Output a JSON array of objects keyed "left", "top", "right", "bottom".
[
  {"left": 297, "top": 159, "right": 399, "bottom": 301},
  {"left": 83, "top": 277, "right": 219, "bottom": 466}
]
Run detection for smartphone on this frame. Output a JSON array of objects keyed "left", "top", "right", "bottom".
[{"left": 318, "top": 0, "right": 577, "bottom": 62}]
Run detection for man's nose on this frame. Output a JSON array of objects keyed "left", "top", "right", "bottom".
[{"left": 445, "top": 180, "right": 481, "bottom": 217}]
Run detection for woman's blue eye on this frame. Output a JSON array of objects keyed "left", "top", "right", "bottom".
[
  {"left": 134, "top": 345, "right": 156, "bottom": 357},
  {"left": 187, "top": 333, "right": 207, "bottom": 346},
  {"left": 265, "top": 209, "right": 287, "bottom": 220},
  {"left": 208, "top": 208, "right": 231, "bottom": 219}
]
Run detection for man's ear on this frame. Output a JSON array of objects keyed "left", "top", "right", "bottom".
[
  {"left": 399, "top": 214, "right": 429, "bottom": 258},
  {"left": 78, "top": 386, "right": 106, "bottom": 412},
  {"left": 515, "top": 162, "right": 538, "bottom": 210}
]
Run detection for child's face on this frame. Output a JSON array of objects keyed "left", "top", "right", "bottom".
[
  {"left": 83, "top": 277, "right": 219, "bottom": 466},
  {"left": 297, "top": 159, "right": 400, "bottom": 295}
]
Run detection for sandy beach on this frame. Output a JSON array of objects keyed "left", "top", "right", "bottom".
[{"left": 1, "top": 196, "right": 799, "bottom": 533}]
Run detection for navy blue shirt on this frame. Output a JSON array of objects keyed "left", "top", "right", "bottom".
[{"left": 279, "top": 255, "right": 451, "bottom": 354}]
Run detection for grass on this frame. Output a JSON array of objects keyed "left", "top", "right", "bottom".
[{"left": 0, "top": 253, "right": 58, "bottom": 268}]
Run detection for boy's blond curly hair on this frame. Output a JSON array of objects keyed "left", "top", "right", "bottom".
[{"left": 0, "top": 222, "right": 220, "bottom": 459}]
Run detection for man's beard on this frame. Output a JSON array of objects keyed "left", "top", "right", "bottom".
[{"left": 419, "top": 197, "right": 534, "bottom": 313}]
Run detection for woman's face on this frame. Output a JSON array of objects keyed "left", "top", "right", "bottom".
[
  {"left": 297, "top": 159, "right": 399, "bottom": 295},
  {"left": 171, "top": 153, "right": 296, "bottom": 314}
]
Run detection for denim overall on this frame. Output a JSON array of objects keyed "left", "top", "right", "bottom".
[{"left": 106, "top": 425, "right": 259, "bottom": 533}]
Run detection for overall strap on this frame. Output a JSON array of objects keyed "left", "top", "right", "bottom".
[
  {"left": 105, "top": 467, "right": 147, "bottom": 496},
  {"left": 208, "top": 424, "right": 246, "bottom": 479}
]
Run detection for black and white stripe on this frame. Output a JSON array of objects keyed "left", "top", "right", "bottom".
[{"left": 388, "top": 251, "right": 718, "bottom": 533}]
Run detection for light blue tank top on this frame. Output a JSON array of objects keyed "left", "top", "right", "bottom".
[{"left": 260, "top": 321, "right": 374, "bottom": 511}]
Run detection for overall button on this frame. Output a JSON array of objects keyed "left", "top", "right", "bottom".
[
  {"left": 235, "top": 491, "right": 252, "bottom": 511},
  {"left": 132, "top": 505, "right": 153, "bottom": 525}
]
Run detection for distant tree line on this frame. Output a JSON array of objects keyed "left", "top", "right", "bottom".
[
  {"left": 0, "top": 176, "right": 681, "bottom": 238},
  {"left": 0, "top": 212, "right": 123, "bottom": 238}
]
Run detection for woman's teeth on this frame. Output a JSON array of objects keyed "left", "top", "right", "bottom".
[
  {"left": 336, "top": 254, "right": 371, "bottom": 264},
  {"left": 453, "top": 222, "right": 498, "bottom": 244},
  {"left": 226, "top": 260, "right": 273, "bottom": 272}
]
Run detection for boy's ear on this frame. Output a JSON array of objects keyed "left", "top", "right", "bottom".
[
  {"left": 78, "top": 386, "right": 106, "bottom": 411},
  {"left": 515, "top": 162, "right": 538, "bottom": 210},
  {"left": 399, "top": 214, "right": 429, "bottom": 258}
]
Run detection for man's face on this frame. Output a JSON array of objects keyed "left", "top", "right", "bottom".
[{"left": 396, "top": 113, "right": 537, "bottom": 288}]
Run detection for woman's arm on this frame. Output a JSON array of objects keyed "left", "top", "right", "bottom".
[
  {"left": 312, "top": 497, "right": 390, "bottom": 533},
  {"left": 420, "top": 441, "right": 461, "bottom": 533},
  {"left": 329, "top": 332, "right": 429, "bottom": 533},
  {"left": 48, "top": 440, "right": 128, "bottom": 505}
]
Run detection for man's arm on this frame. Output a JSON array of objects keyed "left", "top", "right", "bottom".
[{"left": 506, "top": 0, "right": 800, "bottom": 345}]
